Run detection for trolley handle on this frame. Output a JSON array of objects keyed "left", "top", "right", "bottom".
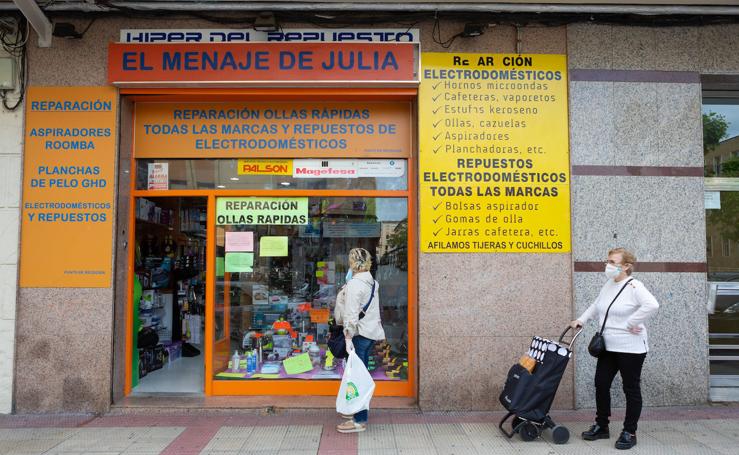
[{"left": 558, "top": 325, "right": 583, "bottom": 349}]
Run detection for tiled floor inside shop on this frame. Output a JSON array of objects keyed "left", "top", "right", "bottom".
[
  {"left": 2, "top": 406, "right": 739, "bottom": 455},
  {"left": 132, "top": 354, "right": 205, "bottom": 395}
]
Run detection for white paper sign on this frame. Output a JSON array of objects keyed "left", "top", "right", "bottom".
[
  {"left": 147, "top": 163, "right": 169, "bottom": 190},
  {"left": 225, "top": 231, "right": 254, "bottom": 252},
  {"left": 705, "top": 191, "right": 721, "bottom": 209}
]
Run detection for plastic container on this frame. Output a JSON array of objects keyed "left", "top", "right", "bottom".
[
  {"left": 309, "top": 344, "right": 321, "bottom": 367},
  {"left": 231, "top": 350, "right": 241, "bottom": 372}
]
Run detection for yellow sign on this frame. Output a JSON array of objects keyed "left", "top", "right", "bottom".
[
  {"left": 20, "top": 87, "right": 118, "bottom": 287},
  {"left": 419, "top": 53, "right": 571, "bottom": 253},
  {"left": 237, "top": 159, "right": 292, "bottom": 175},
  {"left": 259, "top": 236, "right": 288, "bottom": 257}
]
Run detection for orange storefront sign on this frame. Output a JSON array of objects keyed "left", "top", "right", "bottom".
[
  {"left": 108, "top": 42, "right": 416, "bottom": 85},
  {"left": 134, "top": 101, "right": 412, "bottom": 158},
  {"left": 20, "top": 87, "right": 117, "bottom": 287}
]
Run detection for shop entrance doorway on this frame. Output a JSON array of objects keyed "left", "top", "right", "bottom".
[{"left": 131, "top": 196, "right": 207, "bottom": 394}]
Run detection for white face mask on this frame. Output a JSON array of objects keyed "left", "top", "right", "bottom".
[{"left": 605, "top": 263, "right": 622, "bottom": 279}]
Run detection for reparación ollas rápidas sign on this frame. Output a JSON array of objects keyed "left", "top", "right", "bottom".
[
  {"left": 108, "top": 42, "right": 415, "bottom": 85},
  {"left": 419, "top": 53, "right": 570, "bottom": 253}
]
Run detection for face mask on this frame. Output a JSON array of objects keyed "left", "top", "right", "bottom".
[
  {"left": 605, "top": 263, "right": 621, "bottom": 279},
  {"left": 346, "top": 269, "right": 353, "bottom": 282}
]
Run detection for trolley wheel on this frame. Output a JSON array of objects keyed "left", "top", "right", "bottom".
[
  {"left": 551, "top": 425, "right": 570, "bottom": 445},
  {"left": 520, "top": 422, "right": 539, "bottom": 442},
  {"left": 512, "top": 417, "right": 524, "bottom": 430}
]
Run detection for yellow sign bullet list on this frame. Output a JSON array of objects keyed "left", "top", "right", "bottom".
[{"left": 419, "top": 53, "right": 571, "bottom": 253}]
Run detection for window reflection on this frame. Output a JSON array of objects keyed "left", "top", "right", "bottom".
[{"left": 213, "top": 197, "right": 408, "bottom": 382}]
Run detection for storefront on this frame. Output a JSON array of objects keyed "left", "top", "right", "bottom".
[
  {"left": 4, "top": 7, "right": 738, "bottom": 414},
  {"left": 124, "top": 90, "right": 418, "bottom": 397}
]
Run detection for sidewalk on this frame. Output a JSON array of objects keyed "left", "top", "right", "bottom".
[{"left": 1, "top": 405, "right": 738, "bottom": 455}]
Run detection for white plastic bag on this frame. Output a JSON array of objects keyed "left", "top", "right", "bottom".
[{"left": 336, "top": 350, "right": 375, "bottom": 415}]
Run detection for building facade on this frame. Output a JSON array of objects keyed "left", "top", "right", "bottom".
[{"left": 0, "top": 1, "right": 737, "bottom": 414}]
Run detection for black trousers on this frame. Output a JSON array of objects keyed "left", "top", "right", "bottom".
[{"left": 594, "top": 350, "right": 647, "bottom": 434}]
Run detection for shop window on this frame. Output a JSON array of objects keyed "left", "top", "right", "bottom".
[
  {"left": 703, "top": 84, "right": 739, "bottom": 400},
  {"left": 213, "top": 196, "right": 408, "bottom": 382},
  {"left": 713, "top": 156, "right": 722, "bottom": 176},
  {"left": 136, "top": 159, "right": 407, "bottom": 191}
]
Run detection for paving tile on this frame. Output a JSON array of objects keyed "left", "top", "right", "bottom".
[
  {"left": 430, "top": 432, "right": 476, "bottom": 455},
  {"left": 426, "top": 424, "right": 465, "bottom": 436},
  {"left": 358, "top": 450, "right": 398, "bottom": 455},
  {"left": 245, "top": 427, "right": 287, "bottom": 451},
  {"left": 212, "top": 427, "right": 255, "bottom": 439},
  {"left": 397, "top": 449, "right": 438, "bottom": 455},
  {"left": 357, "top": 424, "right": 395, "bottom": 450},
  {"left": 201, "top": 437, "right": 247, "bottom": 451},
  {"left": 0, "top": 438, "right": 63, "bottom": 452},
  {"left": 393, "top": 424, "right": 434, "bottom": 449},
  {"left": 279, "top": 425, "right": 321, "bottom": 451},
  {"left": 507, "top": 440, "right": 558, "bottom": 455},
  {"left": 0, "top": 428, "right": 80, "bottom": 440}
]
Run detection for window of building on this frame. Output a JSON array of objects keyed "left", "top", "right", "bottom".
[
  {"left": 213, "top": 196, "right": 408, "bottom": 382},
  {"left": 703, "top": 80, "right": 739, "bottom": 401}
]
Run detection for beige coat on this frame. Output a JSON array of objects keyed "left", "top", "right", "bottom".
[
  {"left": 340, "top": 271, "right": 385, "bottom": 341},
  {"left": 333, "top": 286, "right": 347, "bottom": 325}
]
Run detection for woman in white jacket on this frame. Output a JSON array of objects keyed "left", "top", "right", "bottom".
[
  {"left": 570, "top": 248, "right": 659, "bottom": 450},
  {"left": 336, "top": 247, "right": 385, "bottom": 434}
]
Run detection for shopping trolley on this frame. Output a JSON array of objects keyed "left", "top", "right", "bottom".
[{"left": 498, "top": 326, "right": 583, "bottom": 444}]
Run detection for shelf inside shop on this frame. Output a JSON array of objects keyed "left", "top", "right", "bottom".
[{"left": 136, "top": 218, "right": 174, "bottom": 230}]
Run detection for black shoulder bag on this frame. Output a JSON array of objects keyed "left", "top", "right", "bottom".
[
  {"left": 328, "top": 280, "right": 376, "bottom": 359},
  {"left": 587, "top": 278, "right": 633, "bottom": 358}
]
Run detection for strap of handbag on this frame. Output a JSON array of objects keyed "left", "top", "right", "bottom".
[
  {"left": 358, "top": 280, "right": 376, "bottom": 321},
  {"left": 598, "top": 278, "right": 634, "bottom": 334}
]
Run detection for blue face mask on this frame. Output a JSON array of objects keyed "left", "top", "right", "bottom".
[{"left": 346, "top": 269, "right": 353, "bottom": 282}]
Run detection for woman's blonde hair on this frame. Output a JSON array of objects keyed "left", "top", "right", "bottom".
[
  {"left": 349, "top": 248, "right": 372, "bottom": 273},
  {"left": 608, "top": 247, "right": 636, "bottom": 275}
]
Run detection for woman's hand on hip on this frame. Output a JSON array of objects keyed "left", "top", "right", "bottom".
[
  {"left": 569, "top": 320, "right": 583, "bottom": 329},
  {"left": 628, "top": 325, "right": 643, "bottom": 334}
]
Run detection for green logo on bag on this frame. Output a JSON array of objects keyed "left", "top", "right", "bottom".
[{"left": 345, "top": 382, "right": 359, "bottom": 401}]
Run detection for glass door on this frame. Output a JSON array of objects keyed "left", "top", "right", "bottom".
[{"left": 703, "top": 96, "right": 739, "bottom": 401}]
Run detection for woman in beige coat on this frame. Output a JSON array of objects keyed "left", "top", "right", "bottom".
[{"left": 335, "top": 248, "right": 385, "bottom": 434}]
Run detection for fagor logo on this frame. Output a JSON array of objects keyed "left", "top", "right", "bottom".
[{"left": 345, "top": 382, "right": 359, "bottom": 401}]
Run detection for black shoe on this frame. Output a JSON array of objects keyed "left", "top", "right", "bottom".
[
  {"left": 615, "top": 431, "right": 637, "bottom": 450},
  {"left": 582, "top": 424, "right": 610, "bottom": 441}
]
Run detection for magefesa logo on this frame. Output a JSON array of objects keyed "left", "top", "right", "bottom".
[{"left": 120, "top": 29, "right": 420, "bottom": 43}]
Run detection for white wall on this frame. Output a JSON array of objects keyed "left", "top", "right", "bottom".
[{"left": 0, "top": 49, "right": 22, "bottom": 414}]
